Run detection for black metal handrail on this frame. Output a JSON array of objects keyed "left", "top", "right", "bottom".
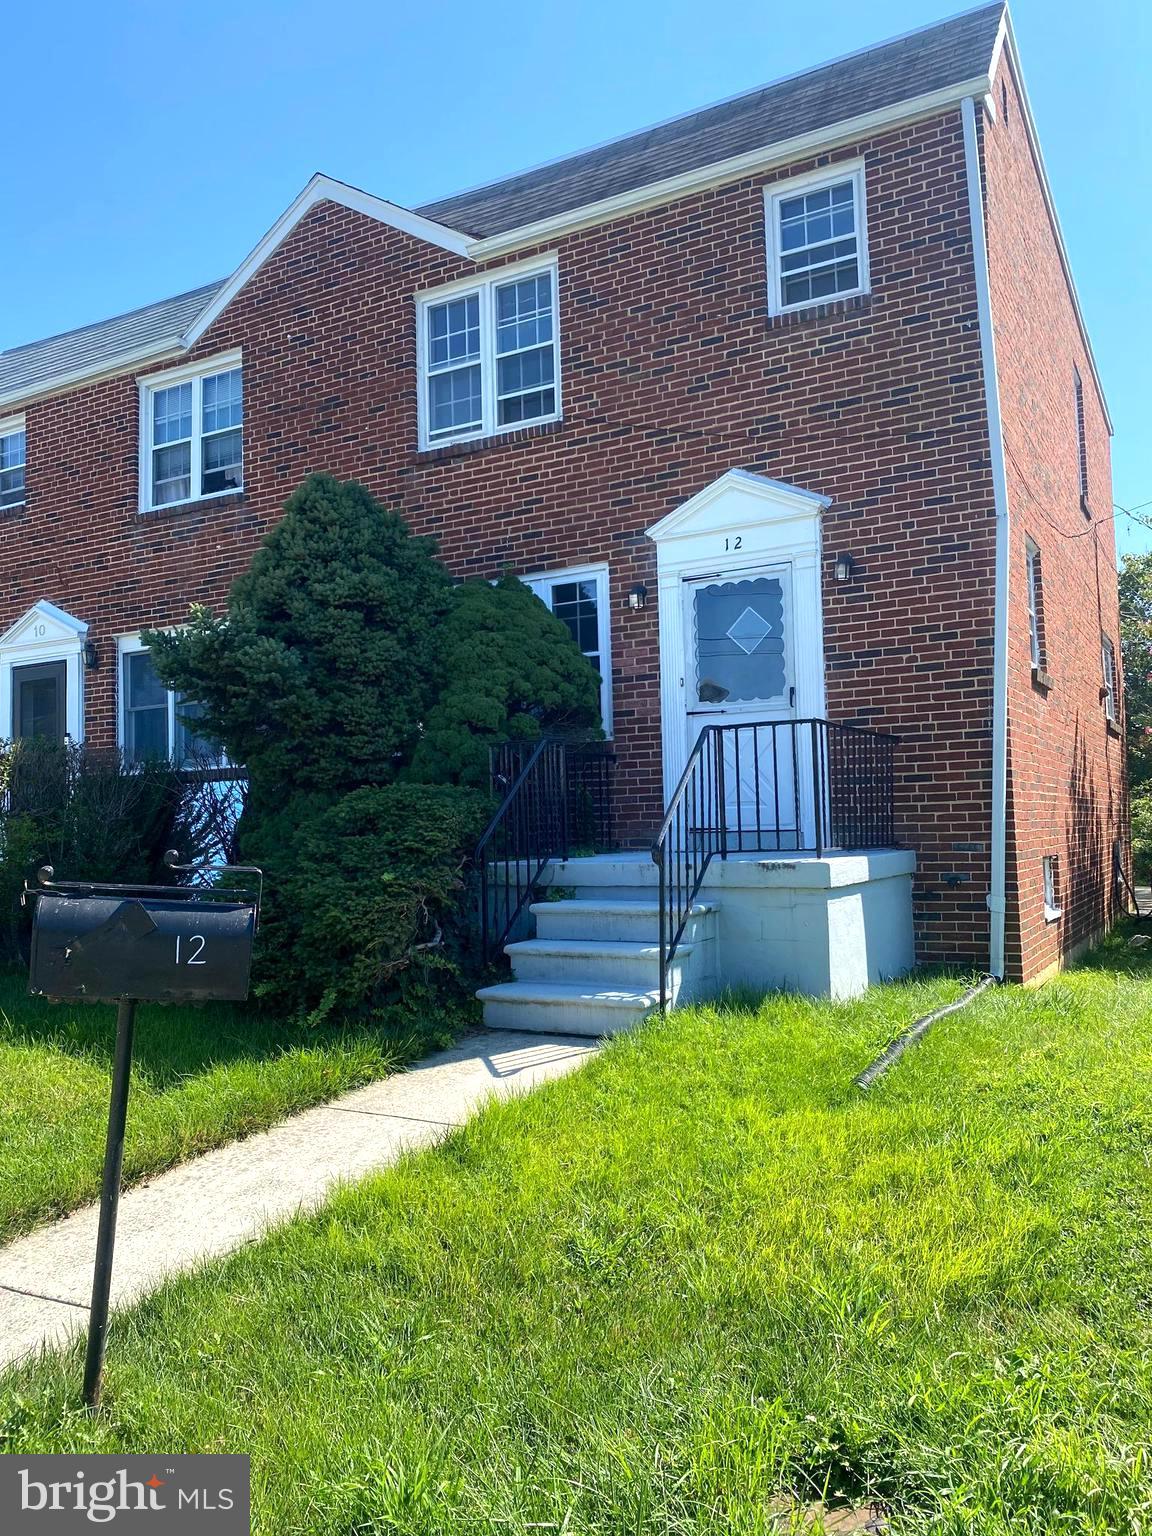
[
  {"left": 475, "top": 739, "right": 617, "bottom": 967},
  {"left": 651, "top": 719, "right": 898, "bottom": 1011}
]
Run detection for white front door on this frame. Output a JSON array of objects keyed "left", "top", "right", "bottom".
[{"left": 683, "top": 564, "right": 805, "bottom": 848}]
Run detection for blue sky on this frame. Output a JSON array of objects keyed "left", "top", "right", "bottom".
[{"left": 3, "top": 1, "right": 1148, "bottom": 551}]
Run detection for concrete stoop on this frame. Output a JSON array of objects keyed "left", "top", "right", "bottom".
[
  {"left": 477, "top": 850, "right": 917, "bottom": 1034},
  {"left": 475, "top": 871, "right": 719, "bottom": 1034}
]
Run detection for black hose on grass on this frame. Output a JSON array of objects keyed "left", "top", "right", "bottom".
[{"left": 854, "top": 974, "right": 998, "bottom": 1091}]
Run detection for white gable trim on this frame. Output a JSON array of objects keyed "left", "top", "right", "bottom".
[
  {"left": 181, "top": 175, "right": 473, "bottom": 348},
  {"left": 647, "top": 468, "right": 830, "bottom": 543},
  {"left": 0, "top": 599, "right": 89, "bottom": 649}
]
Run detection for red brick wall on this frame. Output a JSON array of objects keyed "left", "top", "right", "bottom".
[
  {"left": 982, "top": 63, "right": 1123, "bottom": 979},
  {"left": 1, "top": 109, "right": 1004, "bottom": 967}
]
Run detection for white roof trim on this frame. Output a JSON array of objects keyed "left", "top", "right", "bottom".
[
  {"left": 647, "top": 468, "right": 830, "bottom": 541},
  {"left": 466, "top": 76, "right": 994, "bottom": 260},
  {"left": 996, "top": 14, "right": 1111, "bottom": 433},
  {"left": 180, "top": 175, "right": 473, "bottom": 348},
  {"left": 0, "top": 338, "right": 182, "bottom": 416}
]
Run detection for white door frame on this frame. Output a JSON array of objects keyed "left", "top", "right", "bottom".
[
  {"left": 0, "top": 600, "right": 89, "bottom": 742},
  {"left": 647, "top": 469, "right": 829, "bottom": 801}
]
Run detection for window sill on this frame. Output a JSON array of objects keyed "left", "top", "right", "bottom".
[
  {"left": 1031, "top": 666, "right": 1054, "bottom": 692},
  {"left": 414, "top": 418, "right": 563, "bottom": 464},
  {"left": 767, "top": 292, "right": 872, "bottom": 328},
  {"left": 1043, "top": 904, "right": 1063, "bottom": 925},
  {"left": 1106, "top": 719, "right": 1122, "bottom": 738},
  {"left": 135, "top": 491, "right": 246, "bottom": 523},
  {"left": 0, "top": 502, "right": 27, "bottom": 523}
]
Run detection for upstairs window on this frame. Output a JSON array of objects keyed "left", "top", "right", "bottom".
[
  {"left": 418, "top": 261, "right": 560, "bottom": 449},
  {"left": 141, "top": 355, "right": 243, "bottom": 509},
  {"left": 119, "top": 638, "right": 216, "bottom": 768},
  {"left": 0, "top": 417, "right": 26, "bottom": 509},
  {"left": 1101, "top": 635, "right": 1118, "bottom": 724},
  {"left": 1025, "top": 538, "right": 1046, "bottom": 675},
  {"left": 1074, "top": 366, "right": 1089, "bottom": 515},
  {"left": 765, "top": 164, "right": 869, "bottom": 315}
]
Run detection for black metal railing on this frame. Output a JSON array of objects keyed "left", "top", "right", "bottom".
[
  {"left": 476, "top": 739, "right": 616, "bottom": 966},
  {"left": 651, "top": 719, "right": 898, "bottom": 1010}
]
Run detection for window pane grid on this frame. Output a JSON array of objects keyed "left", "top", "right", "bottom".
[
  {"left": 0, "top": 429, "right": 25, "bottom": 508},
  {"left": 146, "top": 366, "right": 243, "bottom": 508},
  {"left": 421, "top": 270, "right": 558, "bottom": 445},
  {"left": 772, "top": 176, "right": 863, "bottom": 311}
]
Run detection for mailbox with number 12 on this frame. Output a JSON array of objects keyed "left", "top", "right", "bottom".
[{"left": 24, "top": 855, "right": 262, "bottom": 1408}]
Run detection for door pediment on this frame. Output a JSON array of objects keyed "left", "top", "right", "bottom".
[
  {"left": 0, "top": 600, "right": 89, "bottom": 651},
  {"left": 647, "top": 469, "right": 830, "bottom": 544}
]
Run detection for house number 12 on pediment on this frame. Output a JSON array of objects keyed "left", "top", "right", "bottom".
[{"left": 724, "top": 536, "right": 743, "bottom": 552}]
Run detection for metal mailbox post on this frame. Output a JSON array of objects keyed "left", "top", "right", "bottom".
[{"left": 23, "top": 854, "right": 261, "bottom": 1408}]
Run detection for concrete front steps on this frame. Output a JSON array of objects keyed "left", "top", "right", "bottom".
[{"left": 476, "top": 857, "right": 718, "bottom": 1036}]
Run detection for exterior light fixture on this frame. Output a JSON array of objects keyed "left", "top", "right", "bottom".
[
  {"left": 834, "top": 554, "right": 856, "bottom": 583},
  {"left": 83, "top": 641, "right": 99, "bottom": 670},
  {"left": 628, "top": 584, "right": 648, "bottom": 611}
]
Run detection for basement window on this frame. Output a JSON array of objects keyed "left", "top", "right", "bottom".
[
  {"left": 1042, "top": 856, "right": 1061, "bottom": 922},
  {"left": 140, "top": 354, "right": 243, "bottom": 510},
  {"left": 765, "top": 162, "right": 869, "bottom": 315},
  {"left": 0, "top": 416, "right": 26, "bottom": 509},
  {"left": 417, "top": 258, "right": 560, "bottom": 449}
]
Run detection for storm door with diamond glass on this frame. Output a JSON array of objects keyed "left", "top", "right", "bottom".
[{"left": 683, "top": 567, "right": 806, "bottom": 850}]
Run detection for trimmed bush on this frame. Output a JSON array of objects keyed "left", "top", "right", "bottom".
[{"left": 144, "top": 475, "right": 602, "bottom": 1021}]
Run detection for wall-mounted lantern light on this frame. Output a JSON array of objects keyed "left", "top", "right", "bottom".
[
  {"left": 628, "top": 584, "right": 648, "bottom": 611},
  {"left": 834, "top": 553, "right": 856, "bottom": 583},
  {"left": 83, "top": 641, "right": 100, "bottom": 671}
]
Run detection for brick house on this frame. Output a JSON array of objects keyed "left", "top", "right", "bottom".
[{"left": 0, "top": 2, "right": 1123, "bottom": 1022}]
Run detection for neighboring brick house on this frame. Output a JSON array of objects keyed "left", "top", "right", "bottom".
[{"left": 0, "top": 2, "right": 1122, "bottom": 1002}]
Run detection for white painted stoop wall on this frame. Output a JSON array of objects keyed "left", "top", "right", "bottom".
[{"left": 476, "top": 849, "right": 916, "bottom": 1035}]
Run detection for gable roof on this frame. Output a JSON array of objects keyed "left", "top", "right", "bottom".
[{"left": 417, "top": 3, "right": 1005, "bottom": 239}]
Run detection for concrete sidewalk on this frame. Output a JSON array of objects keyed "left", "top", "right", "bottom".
[{"left": 0, "top": 1029, "right": 597, "bottom": 1372}]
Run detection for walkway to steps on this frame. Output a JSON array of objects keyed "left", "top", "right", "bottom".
[
  {"left": 477, "top": 852, "right": 719, "bottom": 1034},
  {"left": 0, "top": 1030, "right": 598, "bottom": 1373}
]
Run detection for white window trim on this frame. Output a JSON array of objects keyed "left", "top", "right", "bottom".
[
  {"left": 1042, "top": 855, "right": 1062, "bottom": 923},
  {"left": 764, "top": 160, "right": 870, "bottom": 317},
  {"left": 1101, "top": 634, "right": 1118, "bottom": 723},
  {"left": 0, "top": 412, "right": 27, "bottom": 509},
  {"left": 138, "top": 350, "right": 243, "bottom": 513},
  {"left": 117, "top": 632, "right": 223, "bottom": 767},
  {"left": 521, "top": 563, "right": 612, "bottom": 738},
  {"left": 416, "top": 255, "right": 561, "bottom": 451}
]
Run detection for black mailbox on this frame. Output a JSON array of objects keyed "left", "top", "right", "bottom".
[
  {"left": 24, "top": 855, "right": 263, "bottom": 1408},
  {"left": 26, "top": 860, "right": 261, "bottom": 1005}
]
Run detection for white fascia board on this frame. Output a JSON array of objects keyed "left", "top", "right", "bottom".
[
  {"left": 465, "top": 77, "right": 994, "bottom": 261},
  {"left": 181, "top": 174, "right": 473, "bottom": 348},
  {"left": 997, "top": 18, "right": 1112, "bottom": 433}
]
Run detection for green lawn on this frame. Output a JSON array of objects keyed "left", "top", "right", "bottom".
[
  {"left": 0, "top": 969, "right": 461, "bottom": 1241},
  {"left": 3, "top": 942, "right": 1152, "bottom": 1534}
]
